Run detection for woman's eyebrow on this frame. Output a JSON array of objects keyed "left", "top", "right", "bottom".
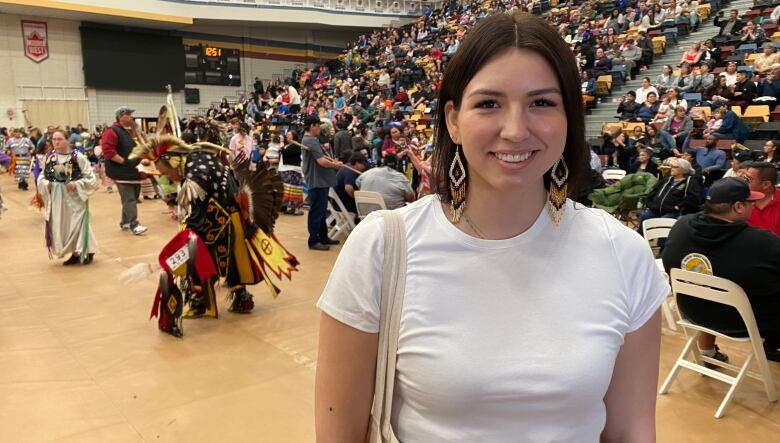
[{"left": 468, "top": 87, "right": 562, "bottom": 98}]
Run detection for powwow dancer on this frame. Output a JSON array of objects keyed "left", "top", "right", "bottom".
[
  {"left": 37, "top": 129, "right": 99, "bottom": 265},
  {"left": 123, "top": 135, "right": 299, "bottom": 337},
  {"left": 5, "top": 129, "right": 35, "bottom": 190}
]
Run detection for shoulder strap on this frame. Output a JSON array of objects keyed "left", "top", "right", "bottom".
[{"left": 369, "top": 210, "right": 406, "bottom": 443}]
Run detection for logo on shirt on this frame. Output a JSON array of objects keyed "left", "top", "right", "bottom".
[{"left": 681, "top": 253, "right": 713, "bottom": 275}]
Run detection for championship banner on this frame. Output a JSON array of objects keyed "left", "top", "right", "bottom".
[{"left": 21, "top": 20, "right": 49, "bottom": 64}]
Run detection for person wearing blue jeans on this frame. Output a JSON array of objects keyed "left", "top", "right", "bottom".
[{"left": 301, "top": 116, "right": 343, "bottom": 251}]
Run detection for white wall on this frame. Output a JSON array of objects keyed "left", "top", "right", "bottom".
[
  {"left": 0, "top": 14, "right": 86, "bottom": 128},
  {"left": 0, "top": 12, "right": 364, "bottom": 129}
]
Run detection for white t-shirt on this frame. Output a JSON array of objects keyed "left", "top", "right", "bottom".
[{"left": 317, "top": 195, "right": 668, "bottom": 442}]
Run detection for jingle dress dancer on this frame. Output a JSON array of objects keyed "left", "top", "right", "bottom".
[
  {"left": 37, "top": 130, "right": 98, "bottom": 265},
  {"left": 127, "top": 135, "right": 299, "bottom": 337}
]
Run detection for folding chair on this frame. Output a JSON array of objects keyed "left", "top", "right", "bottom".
[
  {"left": 354, "top": 190, "right": 387, "bottom": 219},
  {"left": 327, "top": 188, "right": 356, "bottom": 240},
  {"left": 641, "top": 218, "right": 679, "bottom": 331},
  {"left": 659, "top": 269, "right": 778, "bottom": 418}
]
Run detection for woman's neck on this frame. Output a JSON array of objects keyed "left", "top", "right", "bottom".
[{"left": 449, "top": 178, "right": 548, "bottom": 240}]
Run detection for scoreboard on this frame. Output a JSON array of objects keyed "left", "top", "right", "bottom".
[{"left": 184, "top": 44, "right": 241, "bottom": 86}]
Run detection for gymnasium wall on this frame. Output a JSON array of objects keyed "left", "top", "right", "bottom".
[
  {"left": 0, "top": 13, "right": 86, "bottom": 129},
  {"left": 0, "top": 14, "right": 360, "bottom": 129}
]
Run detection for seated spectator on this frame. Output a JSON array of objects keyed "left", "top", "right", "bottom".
[
  {"left": 757, "top": 140, "right": 780, "bottom": 167},
  {"left": 739, "top": 21, "right": 767, "bottom": 47},
  {"left": 639, "top": 157, "right": 701, "bottom": 229},
  {"left": 741, "top": 162, "right": 780, "bottom": 236},
  {"left": 661, "top": 106, "right": 693, "bottom": 150},
  {"left": 756, "top": 63, "right": 780, "bottom": 101},
  {"left": 662, "top": 177, "right": 780, "bottom": 363},
  {"left": 334, "top": 152, "right": 367, "bottom": 214},
  {"left": 754, "top": 44, "right": 780, "bottom": 75},
  {"left": 712, "top": 105, "right": 750, "bottom": 142},
  {"left": 703, "top": 109, "right": 724, "bottom": 136},
  {"left": 676, "top": 63, "right": 700, "bottom": 93},
  {"left": 692, "top": 134, "right": 727, "bottom": 186},
  {"left": 581, "top": 69, "right": 597, "bottom": 98},
  {"left": 355, "top": 154, "right": 414, "bottom": 210},
  {"left": 680, "top": 42, "right": 704, "bottom": 66},
  {"left": 723, "top": 151, "right": 749, "bottom": 178},
  {"left": 601, "top": 126, "right": 625, "bottom": 167},
  {"left": 704, "top": 74, "right": 733, "bottom": 106},
  {"left": 728, "top": 70, "right": 757, "bottom": 110},
  {"left": 720, "top": 61, "right": 738, "bottom": 87},
  {"left": 592, "top": 48, "right": 612, "bottom": 78},
  {"left": 636, "top": 91, "right": 661, "bottom": 123},
  {"left": 656, "top": 65, "right": 677, "bottom": 96},
  {"left": 683, "top": 149, "right": 705, "bottom": 182},
  {"left": 715, "top": 9, "right": 743, "bottom": 37},
  {"left": 698, "top": 63, "right": 715, "bottom": 91},
  {"left": 629, "top": 148, "right": 660, "bottom": 177},
  {"left": 635, "top": 77, "right": 659, "bottom": 103},
  {"left": 645, "top": 124, "right": 676, "bottom": 159},
  {"left": 617, "top": 91, "right": 641, "bottom": 121},
  {"left": 617, "top": 39, "right": 643, "bottom": 80}
]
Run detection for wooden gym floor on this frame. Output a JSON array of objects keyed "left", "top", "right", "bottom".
[{"left": 0, "top": 173, "right": 778, "bottom": 442}]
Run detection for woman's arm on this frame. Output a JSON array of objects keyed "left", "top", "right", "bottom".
[
  {"left": 315, "top": 313, "right": 378, "bottom": 442},
  {"left": 601, "top": 310, "right": 661, "bottom": 443}
]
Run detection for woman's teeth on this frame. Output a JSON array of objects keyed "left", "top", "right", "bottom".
[{"left": 495, "top": 152, "right": 533, "bottom": 163}]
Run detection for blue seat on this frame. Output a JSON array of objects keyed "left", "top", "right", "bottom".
[
  {"left": 737, "top": 65, "right": 755, "bottom": 76},
  {"left": 662, "top": 27, "right": 678, "bottom": 44},
  {"left": 683, "top": 93, "right": 702, "bottom": 105},
  {"left": 737, "top": 43, "right": 758, "bottom": 55},
  {"left": 610, "top": 66, "right": 627, "bottom": 86}
]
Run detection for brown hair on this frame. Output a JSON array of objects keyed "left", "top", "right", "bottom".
[{"left": 431, "top": 12, "right": 587, "bottom": 202}]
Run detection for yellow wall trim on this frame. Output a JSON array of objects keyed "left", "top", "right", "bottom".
[{"left": 0, "top": 0, "right": 193, "bottom": 25}]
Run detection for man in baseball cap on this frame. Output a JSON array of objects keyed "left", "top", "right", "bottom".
[
  {"left": 662, "top": 177, "right": 780, "bottom": 363},
  {"left": 115, "top": 106, "right": 135, "bottom": 119}
]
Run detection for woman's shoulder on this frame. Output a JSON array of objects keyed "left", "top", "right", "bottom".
[{"left": 568, "top": 203, "right": 650, "bottom": 255}]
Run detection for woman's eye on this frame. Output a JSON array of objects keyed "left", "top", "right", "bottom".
[
  {"left": 531, "top": 99, "right": 558, "bottom": 108},
  {"left": 475, "top": 100, "right": 499, "bottom": 109}
]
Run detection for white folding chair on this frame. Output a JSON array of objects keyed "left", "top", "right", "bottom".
[
  {"left": 327, "top": 188, "right": 356, "bottom": 240},
  {"left": 659, "top": 269, "right": 778, "bottom": 418},
  {"left": 642, "top": 218, "right": 679, "bottom": 331},
  {"left": 354, "top": 190, "right": 387, "bottom": 219},
  {"left": 602, "top": 168, "right": 627, "bottom": 181}
]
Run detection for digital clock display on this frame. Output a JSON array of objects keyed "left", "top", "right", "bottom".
[{"left": 184, "top": 44, "right": 240, "bottom": 86}]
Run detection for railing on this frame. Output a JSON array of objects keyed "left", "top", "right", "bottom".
[
  {"left": 16, "top": 85, "right": 87, "bottom": 101},
  {"left": 167, "top": 0, "right": 443, "bottom": 17}
]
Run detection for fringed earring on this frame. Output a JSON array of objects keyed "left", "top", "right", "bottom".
[
  {"left": 548, "top": 156, "right": 569, "bottom": 225},
  {"left": 449, "top": 145, "right": 467, "bottom": 223}
]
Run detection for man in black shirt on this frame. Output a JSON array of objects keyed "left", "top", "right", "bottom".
[
  {"left": 335, "top": 152, "right": 367, "bottom": 215},
  {"left": 663, "top": 177, "right": 780, "bottom": 361}
]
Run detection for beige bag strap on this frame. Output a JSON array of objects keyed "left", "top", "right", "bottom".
[{"left": 368, "top": 210, "right": 406, "bottom": 443}]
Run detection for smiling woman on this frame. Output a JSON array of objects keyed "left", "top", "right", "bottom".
[{"left": 315, "top": 11, "right": 668, "bottom": 443}]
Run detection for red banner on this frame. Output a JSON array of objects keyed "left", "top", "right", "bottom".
[{"left": 21, "top": 20, "right": 49, "bottom": 64}]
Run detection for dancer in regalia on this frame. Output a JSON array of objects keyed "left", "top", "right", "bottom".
[
  {"left": 37, "top": 129, "right": 99, "bottom": 265},
  {"left": 4, "top": 128, "right": 35, "bottom": 190},
  {"left": 126, "top": 134, "right": 298, "bottom": 337}
]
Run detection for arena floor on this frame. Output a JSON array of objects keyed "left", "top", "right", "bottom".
[{"left": 0, "top": 173, "right": 778, "bottom": 442}]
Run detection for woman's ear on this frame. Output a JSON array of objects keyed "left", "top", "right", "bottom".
[{"left": 444, "top": 100, "right": 461, "bottom": 145}]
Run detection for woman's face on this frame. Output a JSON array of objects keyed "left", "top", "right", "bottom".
[
  {"left": 444, "top": 49, "right": 567, "bottom": 195},
  {"left": 647, "top": 93, "right": 657, "bottom": 103},
  {"left": 639, "top": 151, "right": 649, "bottom": 163},
  {"left": 668, "top": 88, "right": 677, "bottom": 98},
  {"left": 675, "top": 107, "right": 686, "bottom": 118},
  {"left": 765, "top": 141, "right": 776, "bottom": 154},
  {"left": 390, "top": 127, "right": 401, "bottom": 140},
  {"left": 663, "top": 66, "right": 671, "bottom": 75}
]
